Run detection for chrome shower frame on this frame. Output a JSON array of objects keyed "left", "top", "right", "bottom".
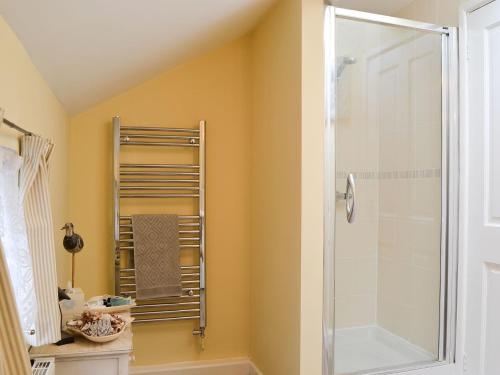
[{"left": 323, "top": 6, "right": 459, "bottom": 375}]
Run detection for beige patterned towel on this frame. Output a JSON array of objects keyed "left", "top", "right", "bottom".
[{"left": 131, "top": 214, "right": 181, "bottom": 299}]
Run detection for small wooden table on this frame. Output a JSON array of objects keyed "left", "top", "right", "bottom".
[{"left": 30, "top": 328, "right": 132, "bottom": 375}]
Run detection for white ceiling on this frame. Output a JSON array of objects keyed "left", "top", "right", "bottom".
[
  {"left": 0, "top": 0, "right": 275, "bottom": 114},
  {"left": 330, "top": 0, "right": 415, "bottom": 15}
]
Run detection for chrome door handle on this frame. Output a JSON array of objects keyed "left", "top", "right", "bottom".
[
  {"left": 336, "top": 173, "right": 356, "bottom": 223},
  {"left": 346, "top": 173, "right": 355, "bottom": 223}
]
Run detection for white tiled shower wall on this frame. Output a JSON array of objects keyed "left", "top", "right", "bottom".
[
  {"left": 375, "top": 31, "right": 442, "bottom": 355},
  {"left": 334, "top": 21, "right": 380, "bottom": 329}
]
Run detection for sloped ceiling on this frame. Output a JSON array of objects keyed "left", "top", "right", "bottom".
[
  {"left": 0, "top": 0, "right": 276, "bottom": 114},
  {"left": 329, "top": 0, "right": 415, "bottom": 15}
]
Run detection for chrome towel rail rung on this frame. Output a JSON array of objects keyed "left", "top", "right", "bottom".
[
  {"left": 121, "top": 288, "right": 200, "bottom": 295},
  {"left": 132, "top": 309, "right": 200, "bottom": 316},
  {"left": 119, "top": 242, "right": 200, "bottom": 247},
  {"left": 121, "top": 141, "right": 199, "bottom": 147},
  {"left": 120, "top": 215, "right": 199, "bottom": 220},
  {"left": 124, "top": 281, "right": 199, "bottom": 287},
  {"left": 125, "top": 294, "right": 200, "bottom": 300},
  {"left": 120, "top": 126, "right": 199, "bottom": 133},
  {"left": 119, "top": 234, "right": 199, "bottom": 238},
  {"left": 121, "top": 163, "right": 200, "bottom": 169},
  {"left": 120, "top": 193, "right": 199, "bottom": 198},
  {"left": 119, "top": 223, "right": 199, "bottom": 229},
  {"left": 134, "top": 316, "right": 200, "bottom": 324},
  {"left": 120, "top": 275, "right": 199, "bottom": 280},
  {"left": 120, "top": 186, "right": 199, "bottom": 191},
  {"left": 119, "top": 244, "right": 199, "bottom": 250},
  {"left": 119, "top": 231, "right": 199, "bottom": 236},
  {"left": 120, "top": 171, "right": 199, "bottom": 176},
  {"left": 120, "top": 223, "right": 200, "bottom": 228},
  {"left": 119, "top": 237, "right": 199, "bottom": 243},
  {"left": 120, "top": 273, "right": 200, "bottom": 280},
  {"left": 121, "top": 134, "right": 199, "bottom": 140},
  {"left": 122, "top": 280, "right": 199, "bottom": 287},
  {"left": 120, "top": 230, "right": 199, "bottom": 235},
  {"left": 120, "top": 215, "right": 200, "bottom": 221},
  {"left": 119, "top": 265, "right": 200, "bottom": 273},
  {"left": 135, "top": 301, "right": 200, "bottom": 309},
  {"left": 121, "top": 179, "right": 200, "bottom": 184}
]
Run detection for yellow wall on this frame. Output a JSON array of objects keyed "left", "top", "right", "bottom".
[
  {"left": 69, "top": 38, "right": 252, "bottom": 365},
  {"left": 249, "top": 0, "right": 302, "bottom": 374},
  {"left": 300, "top": 0, "right": 324, "bottom": 373},
  {"left": 0, "top": 16, "right": 70, "bottom": 285},
  {"left": 69, "top": 0, "right": 324, "bottom": 371}
]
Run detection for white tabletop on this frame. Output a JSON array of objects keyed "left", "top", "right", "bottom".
[{"left": 29, "top": 327, "right": 133, "bottom": 359}]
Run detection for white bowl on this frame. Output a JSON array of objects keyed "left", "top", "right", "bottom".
[{"left": 67, "top": 316, "right": 133, "bottom": 343}]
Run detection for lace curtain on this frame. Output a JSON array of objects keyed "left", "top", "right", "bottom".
[
  {"left": 0, "top": 134, "right": 61, "bottom": 346},
  {"left": 0, "top": 146, "right": 37, "bottom": 345}
]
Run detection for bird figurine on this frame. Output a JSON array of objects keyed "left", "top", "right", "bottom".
[
  {"left": 61, "top": 223, "right": 84, "bottom": 288},
  {"left": 62, "top": 223, "right": 84, "bottom": 253}
]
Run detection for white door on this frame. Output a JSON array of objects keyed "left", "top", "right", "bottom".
[{"left": 463, "top": 1, "right": 500, "bottom": 374}]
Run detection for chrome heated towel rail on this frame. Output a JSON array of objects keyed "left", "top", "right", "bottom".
[{"left": 112, "top": 117, "right": 206, "bottom": 338}]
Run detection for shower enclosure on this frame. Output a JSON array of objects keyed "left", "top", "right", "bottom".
[{"left": 323, "top": 7, "right": 458, "bottom": 375}]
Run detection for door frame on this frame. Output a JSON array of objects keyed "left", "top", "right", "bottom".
[{"left": 323, "top": 6, "right": 460, "bottom": 375}]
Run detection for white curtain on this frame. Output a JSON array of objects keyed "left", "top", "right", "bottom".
[
  {"left": 0, "top": 146, "right": 38, "bottom": 346},
  {"left": 20, "top": 135, "right": 60, "bottom": 345}
]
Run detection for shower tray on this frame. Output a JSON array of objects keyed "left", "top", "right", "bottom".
[{"left": 333, "top": 325, "right": 434, "bottom": 374}]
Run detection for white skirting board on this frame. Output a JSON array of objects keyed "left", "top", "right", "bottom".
[{"left": 130, "top": 358, "right": 263, "bottom": 375}]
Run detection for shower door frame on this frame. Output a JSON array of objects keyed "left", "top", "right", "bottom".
[{"left": 323, "top": 7, "right": 459, "bottom": 375}]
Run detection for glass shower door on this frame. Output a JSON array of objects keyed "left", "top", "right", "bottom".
[{"left": 324, "top": 7, "right": 458, "bottom": 375}]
